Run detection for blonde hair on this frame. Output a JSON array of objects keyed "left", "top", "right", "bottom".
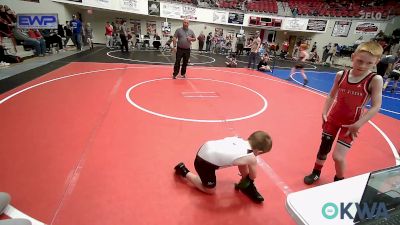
[
  {"left": 248, "top": 131, "right": 272, "bottom": 153},
  {"left": 354, "top": 41, "right": 383, "bottom": 58},
  {"left": 300, "top": 43, "right": 309, "bottom": 50}
]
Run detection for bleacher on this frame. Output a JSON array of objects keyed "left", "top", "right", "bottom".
[
  {"left": 286, "top": 0, "right": 399, "bottom": 18},
  {"left": 246, "top": 0, "right": 278, "bottom": 13}
]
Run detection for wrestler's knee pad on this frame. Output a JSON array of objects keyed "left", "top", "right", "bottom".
[{"left": 317, "top": 133, "right": 334, "bottom": 160}]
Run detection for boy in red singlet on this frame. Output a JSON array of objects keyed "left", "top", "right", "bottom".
[{"left": 304, "top": 41, "right": 384, "bottom": 185}]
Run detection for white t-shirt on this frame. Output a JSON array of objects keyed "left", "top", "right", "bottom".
[{"left": 197, "top": 137, "right": 253, "bottom": 167}]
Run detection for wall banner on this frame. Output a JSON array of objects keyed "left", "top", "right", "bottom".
[
  {"left": 306, "top": 19, "right": 327, "bottom": 32},
  {"left": 160, "top": 2, "right": 182, "bottom": 19},
  {"left": 354, "top": 22, "right": 380, "bottom": 35},
  {"left": 332, "top": 21, "right": 352, "bottom": 37},
  {"left": 281, "top": 18, "right": 308, "bottom": 31}
]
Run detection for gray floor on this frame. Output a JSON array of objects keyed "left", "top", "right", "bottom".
[{"left": 0, "top": 47, "right": 87, "bottom": 81}]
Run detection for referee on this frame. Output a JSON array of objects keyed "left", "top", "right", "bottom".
[{"left": 172, "top": 19, "right": 196, "bottom": 79}]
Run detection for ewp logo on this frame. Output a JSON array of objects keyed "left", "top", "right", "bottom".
[
  {"left": 17, "top": 14, "right": 58, "bottom": 29},
  {"left": 322, "top": 202, "right": 389, "bottom": 220}
]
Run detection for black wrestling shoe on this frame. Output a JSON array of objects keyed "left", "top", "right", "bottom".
[
  {"left": 239, "top": 182, "right": 264, "bottom": 203},
  {"left": 181, "top": 74, "right": 186, "bottom": 78},
  {"left": 174, "top": 162, "right": 189, "bottom": 177},
  {"left": 334, "top": 176, "right": 344, "bottom": 182},
  {"left": 172, "top": 74, "right": 177, "bottom": 79},
  {"left": 304, "top": 172, "right": 320, "bottom": 185},
  {"left": 303, "top": 79, "right": 309, "bottom": 86}
]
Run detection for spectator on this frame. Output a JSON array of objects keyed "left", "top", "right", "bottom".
[
  {"left": 70, "top": 15, "right": 82, "bottom": 51},
  {"left": 225, "top": 52, "right": 237, "bottom": 67},
  {"left": 206, "top": 32, "right": 212, "bottom": 52},
  {"left": 63, "top": 21, "right": 74, "bottom": 47},
  {"left": 118, "top": 20, "right": 128, "bottom": 52},
  {"left": 257, "top": 53, "right": 271, "bottom": 72},
  {"left": 85, "top": 22, "right": 93, "bottom": 49},
  {"left": 153, "top": 33, "right": 161, "bottom": 50},
  {"left": 41, "top": 29, "right": 64, "bottom": 51},
  {"left": 13, "top": 28, "right": 45, "bottom": 56},
  {"left": 197, "top": 31, "right": 205, "bottom": 52},
  {"left": 105, "top": 21, "right": 113, "bottom": 49}
]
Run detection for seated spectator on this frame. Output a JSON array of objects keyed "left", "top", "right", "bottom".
[
  {"left": 162, "top": 36, "right": 173, "bottom": 51},
  {"left": 0, "top": 192, "right": 32, "bottom": 225},
  {"left": 13, "top": 28, "right": 46, "bottom": 56},
  {"left": 143, "top": 33, "right": 150, "bottom": 48},
  {"left": 257, "top": 53, "right": 271, "bottom": 72},
  {"left": 41, "top": 29, "right": 64, "bottom": 51},
  {"left": 153, "top": 33, "right": 161, "bottom": 50},
  {"left": 308, "top": 51, "right": 320, "bottom": 63},
  {"left": 0, "top": 4, "right": 17, "bottom": 52},
  {"left": 225, "top": 52, "right": 237, "bottom": 67}
]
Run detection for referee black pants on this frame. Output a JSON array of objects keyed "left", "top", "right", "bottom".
[{"left": 173, "top": 47, "right": 191, "bottom": 76}]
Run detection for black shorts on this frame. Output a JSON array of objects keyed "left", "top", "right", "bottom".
[
  {"left": 388, "top": 71, "right": 400, "bottom": 80},
  {"left": 295, "top": 63, "right": 304, "bottom": 69},
  {"left": 194, "top": 156, "right": 220, "bottom": 188}
]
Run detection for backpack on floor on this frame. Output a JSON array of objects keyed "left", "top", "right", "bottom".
[{"left": 2, "top": 54, "right": 23, "bottom": 63}]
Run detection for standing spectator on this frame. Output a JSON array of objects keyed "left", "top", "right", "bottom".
[
  {"left": 327, "top": 43, "right": 337, "bottom": 63},
  {"left": 197, "top": 31, "right": 205, "bottom": 53},
  {"left": 247, "top": 31, "right": 261, "bottom": 69},
  {"left": 206, "top": 32, "right": 212, "bottom": 52},
  {"left": 105, "top": 21, "right": 113, "bottom": 49},
  {"left": 172, "top": 19, "right": 195, "bottom": 79},
  {"left": 85, "top": 22, "right": 94, "bottom": 49},
  {"left": 236, "top": 33, "right": 245, "bottom": 56},
  {"left": 70, "top": 15, "right": 82, "bottom": 51},
  {"left": 311, "top": 42, "right": 317, "bottom": 53},
  {"left": 118, "top": 20, "right": 128, "bottom": 52},
  {"left": 322, "top": 43, "right": 331, "bottom": 62}
]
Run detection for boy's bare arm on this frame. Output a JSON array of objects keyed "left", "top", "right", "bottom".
[{"left": 233, "top": 155, "right": 258, "bottom": 179}]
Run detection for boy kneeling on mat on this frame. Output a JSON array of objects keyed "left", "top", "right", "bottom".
[{"left": 174, "top": 131, "right": 272, "bottom": 203}]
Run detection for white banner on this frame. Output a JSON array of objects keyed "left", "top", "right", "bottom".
[
  {"left": 160, "top": 2, "right": 182, "bottom": 19},
  {"left": 354, "top": 22, "right": 380, "bottom": 35},
  {"left": 332, "top": 21, "right": 351, "bottom": 37},
  {"left": 212, "top": 10, "right": 228, "bottom": 24},
  {"left": 83, "top": 0, "right": 111, "bottom": 7},
  {"left": 118, "top": 0, "right": 148, "bottom": 15},
  {"left": 281, "top": 18, "right": 308, "bottom": 31},
  {"left": 182, "top": 5, "right": 197, "bottom": 20}
]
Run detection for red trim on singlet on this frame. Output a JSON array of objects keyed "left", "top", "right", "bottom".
[{"left": 328, "top": 69, "right": 376, "bottom": 125}]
